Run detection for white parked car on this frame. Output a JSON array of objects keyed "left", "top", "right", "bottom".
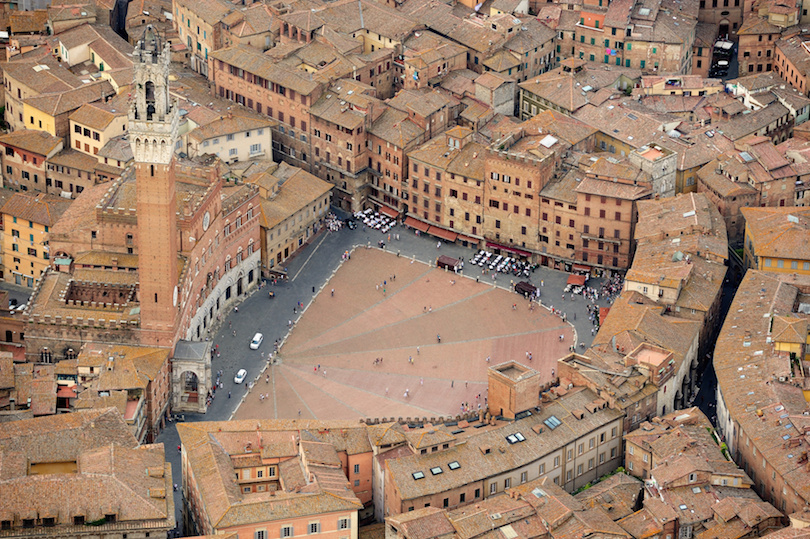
[
  {"left": 250, "top": 333, "right": 263, "bottom": 350},
  {"left": 234, "top": 369, "right": 247, "bottom": 384}
]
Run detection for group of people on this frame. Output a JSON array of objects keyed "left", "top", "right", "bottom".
[
  {"left": 207, "top": 369, "right": 227, "bottom": 407},
  {"left": 600, "top": 273, "right": 624, "bottom": 300},
  {"left": 325, "top": 213, "right": 344, "bottom": 232}
]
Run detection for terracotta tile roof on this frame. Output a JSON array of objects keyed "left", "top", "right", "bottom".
[
  {"left": 0, "top": 191, "right": 72, "bottom": 226},
  {"left": 78, "top": 344, "right": 169, "bottom": 392},
  {"left": 72, "top": 388, "right": 129, "bottom": 415},
  {"left": 0, "top": 411, "right": 173, "bottom": 528},
  {"left": 10, "top": 9, "right": 49, "bottom": 34},
  {"left": 245, "top": 162, "right": 332, "bottom": 230},
  {"left": 635, "top": 192, "right": 727, "bottom": 245},
  {"left": 626, "top": 242, "right": 726, "bottom": 312},
  {"left": 211, "top": 45, "right": 322, "bottom": 96},
  {"left": 174, "top": 0, "right": 233, "bottom": 25},
  {"left": 522, "top": 109, "right": 598, "bottom": 148},
  {"left": 367, "top": 422, "right": 407, "bottom": 447},
  {"left": 762, "top": 526, "right": 810, "bottom": 539},
  {"left": 574, "top": 176, "right": 651, "bottom": 200},
  {"left": 368, "top": 108, "right": 426, "bottom": 148},
  {"left": 178, "top": 420, "right": 363, "bottom": 529},
  {"left": 772, "top": 315, "right": 807, "bottom": 344},
  {"left": 189, "top": 114, "right": 275, "bottom": 142},
  {"left": 404, "top": 427, "right": 456, "bottom": 450},
  {"left": 482, "top": 49, "right": 520, "bottom": 72},
  {"left": 519, "top": 63, "right": 641, "bottom": 114},
  {"left": 407, "top": 132, "right": 465, "bottom": 171},
  {"left": 0, "top": 128, "right": 62, "bottom": 157},
  {"left": 87, "top": 34, "right": 133, "bottom": 71},
  {"left": 591, "top": 291, "right": 701, "bottom": 372},
  {"left": 574, "top": 473, "right": 643, "bottom": 521},
  {"left": 0, "top": 353, "right": 14, "bottom": 390},
  {"left": 696, "top": 159, "right": 759, "bottom": 198},
  {"left": 403, "top": 30, "right": 467, "bottom": 66},
  {"left": 737, "top": 15, "right": 781, "bottom": 35},
  {"left": 390, "top": 476, "right": 627, "bottom": 539},
  {"left": 24, "top": 80, "right": 114, "bottom": 117},
  {"left": 310, "top": 81, "right": 383, "bottom": 130},
  {"left": 540, "top": 168, "right": 580, "bottom": 204},
  {"left": 317, "top": 0, "right": 419, "bottom": 41},
  {"left": 97, "top": 134, "right": 133, "bottom": 163},
  {"left": 445, "top": 141, "right": 487, "bottom": 181},
  {"left": 57, "top": 23, "right": 102, "bottom": 50},
  {"left": 618, "top": 507, "right": 663, "bottom": 538},
  {"left": 716, "top": 103, "right": 790, "bottom": 141},
  {"left": 389, "top": 88, "right": 455, "bottom": 120},
  {"left": 652, "top": 127, "right": 735, "bottom": 173},
  {"left": 388, "top": 507, "right": 455, "bottom": 539},
  {"left": 301, "top": 440, "right": 342, "bottom": 467},
  {"left": 386, "top": 388, "right": 623, "bottom": 502},
  {"left": 0, "top": 406, "right": 136, "bottom": 472},
  {"left": 713, "top": 270, "right": 810, "bottom": 506},
  {"left": 49, "top": 2, "right": 96, "bottom": 23},
  {"left": 740, "top": 206, "right": 810, "bottom": 261},
  {"left": 505, "top": 18, "right": 556, "bottom": 53},
  {"left": 440, "top": 69, "right": 479, "bottom": 99},
  {"left": 47, "top": 148, "right": 101, "bottom": 171},
  {"left": 728, "top": 71, "right": 782, "bottom": 93},
  {"left": 73, "top": 250, "right": 139, "bottom": 269}
]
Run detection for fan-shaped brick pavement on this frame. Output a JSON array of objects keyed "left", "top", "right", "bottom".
[{"left": 235, "top": 248, "right": 574, "bottom": 421}]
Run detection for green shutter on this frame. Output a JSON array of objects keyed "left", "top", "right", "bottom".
[
  {"left": 626, "top": 43, "right": 631, "bottom": 51},
  {"left": 625, "top": 59, "right": 631, "bottom": 67},
  {"left": 640, "top": 60, "right": 645, "bottom": 68}
]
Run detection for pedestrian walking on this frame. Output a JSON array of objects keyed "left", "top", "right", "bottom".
[
  {"left": 331, "top": 288, "right": 335, "bottom": 297},
  {"left": 228, "top": 391, "right": 231, "bottom": 398}
]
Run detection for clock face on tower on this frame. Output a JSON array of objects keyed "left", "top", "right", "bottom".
[{"left": 203, "top": 211, "right": 210, "bottom": 231}]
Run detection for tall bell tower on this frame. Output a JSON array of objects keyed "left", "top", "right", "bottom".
[{"left": 129, "top": 26, "right": 180, "bottom": 341}]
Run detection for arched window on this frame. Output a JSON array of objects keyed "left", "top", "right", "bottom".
[{"left": 145, "top": 81, "right": 156, "bottom": 120}]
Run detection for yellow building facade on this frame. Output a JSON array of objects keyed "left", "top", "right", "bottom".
[{"left": 0, "top": 192, "right": 72, "bottom": 287}]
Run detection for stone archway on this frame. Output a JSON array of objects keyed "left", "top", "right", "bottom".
[
  {"left": 172, "top": 340, "right": 212, "bottom": 414},
  {"left": 180, "top": 371, "right": 200, "bottom": 403}
]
